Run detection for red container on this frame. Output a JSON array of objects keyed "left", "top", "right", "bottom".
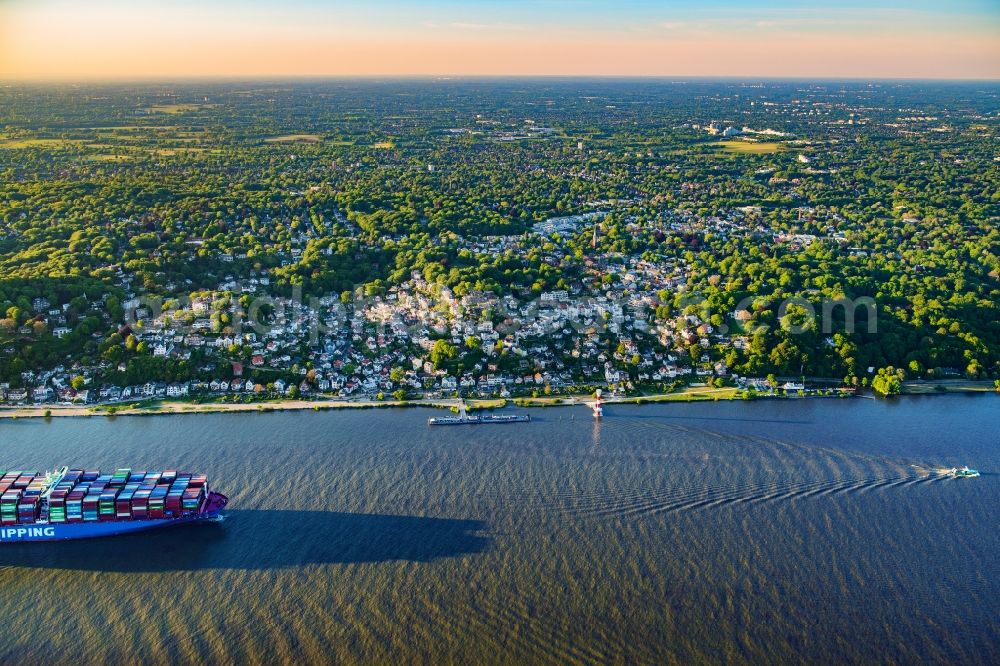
[{"left": 131, "top": 495, "right": 149, "bottom": 519}]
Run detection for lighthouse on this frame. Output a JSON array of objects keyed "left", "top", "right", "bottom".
[{"left": 592, "top": 389, "right": 603, "bottom": 419}]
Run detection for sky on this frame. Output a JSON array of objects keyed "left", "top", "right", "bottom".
[{"left": 1, "top": 0, "right": 998, "bottom": 80}]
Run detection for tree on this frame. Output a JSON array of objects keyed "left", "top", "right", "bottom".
[
  {"left": 871, "top": 367, "right": 904, "bottom": 396},
  {"left": 70, "top": 376, "right": 86, "bottom": 391},
  {"left": 430, "top": 339, "right": 457, "bottom": 368}
]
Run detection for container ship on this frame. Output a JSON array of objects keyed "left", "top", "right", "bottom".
[{"left": 0, "top": 467, "right": 228, "bottom": 543}]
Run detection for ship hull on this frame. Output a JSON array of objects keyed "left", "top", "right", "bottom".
[{"left": 0, "top": 492, "right": 227, "bottom": 543}]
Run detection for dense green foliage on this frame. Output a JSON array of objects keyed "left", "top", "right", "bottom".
[{"left": 1, "top": 80, "right": 998, "bottom": 386}]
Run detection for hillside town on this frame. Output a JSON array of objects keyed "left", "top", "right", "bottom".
[{"left": 1, "top": 207, "right": 829, "bottom": 407}]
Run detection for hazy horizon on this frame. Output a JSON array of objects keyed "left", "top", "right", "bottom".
[
  {"left": 2, "top": 74, "right": 1000, "bottom": 84},
  {"left": 1, "top": 0, "right": 998, "bottom": 81}
]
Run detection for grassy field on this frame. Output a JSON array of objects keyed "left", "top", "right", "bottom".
[
  {"left": 718, "top": 140, "right": 785, "bottom": 154},
  {"left": 144, "top": 103, "right": 204, "bottom": 114},
  {"left": 632, "top": 387, "right": 741, "bottom": 402},
  {"left": 902, "top": 380, "right": 996, "bottom": 394},
  {"left": 0, "top": 138, "right": 84, "bottom": 149},
  {"left": 513, "top": 397, "right": 576, "bottom": 407},
  {"left": 86, "top": 154, "right": 133, "bottom": 162},
  {"left": 83, "top": 147, "right": 211, "bottom": 161},
  {"left": 1, "top": 126, "right": 213, "bottom": 153},
  {"left": 459, "top": 398, "right": 508, "bottom": 411},
  {"left": 153, "top": 147, "right": 209, "bottom": 155},
  {"left": 264, "top": 134, "right": 322, "bottom": 143}
]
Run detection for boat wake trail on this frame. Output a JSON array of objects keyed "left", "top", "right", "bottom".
[
  {"left": 551, "top": 471, "right": 952, "bottom": 520},
  {"left": 520, "top": 425, "right": 956, "bottom": 521}
]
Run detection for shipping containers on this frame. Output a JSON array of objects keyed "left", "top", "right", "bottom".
[
  {"left": 0, "top": 468, "right": 211, "bottom": 525},
  {"left": 99, "top": 488, "right": 119, "bottom": 521},
  {"left": 131, "top": 488, "right": 151, "bottom": 520},
  {"left": 13, "top": 473, "right": 36, "bottom": 489},
  {"left": 82, "top": 493, "right": 100, "bottom": 522},
  {"left": 148, "top": 486, "right": 168, "bottom": 519},
  {"left": 1, "top": 487, "right": 20, "bottom": 525},
  {"left": 66, "top": 481, "right": 88, "bottom": 522},
  {"left": 48, "top": 489, "right": 68, "bottom": 523},
  {"left": 0, "top": 470, "right": 19, "bottom": 525},
  {"left": 116, "top": 483, "right": 139, "bottom": 519},
  {"left": 182, "top": 487, "right": 206, "bottom": 513},
  {"left": 166, "top": 474, "right": 191, "bottom": 518},
  {"left": 17, "top": 496, "right": 40, "bottom": 523}
]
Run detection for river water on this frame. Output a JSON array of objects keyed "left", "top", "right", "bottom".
[{"left": 0, "top": 395, "right": 997, "bottom": 664}]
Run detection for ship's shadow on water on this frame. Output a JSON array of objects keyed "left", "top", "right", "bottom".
[{"left": 0, "top": 510, "right": 490, "bottom": 572}]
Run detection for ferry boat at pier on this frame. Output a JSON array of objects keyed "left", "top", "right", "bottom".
[
  {"left": 427, "top": 402, "right": 530, "bottom": 426},
  {"left": 427, "top": 413, "right": 531, "bottom": 426}
]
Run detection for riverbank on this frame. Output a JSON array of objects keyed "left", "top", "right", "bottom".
[
  {"left": 0, "top": 388, "right": 799, "bottom": 419},
  {"left": 0, "top": 396, "right": 511, "bottom": 420},
  {"left": 1, "top": 380, "right": 993, "bottom": 420}
]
